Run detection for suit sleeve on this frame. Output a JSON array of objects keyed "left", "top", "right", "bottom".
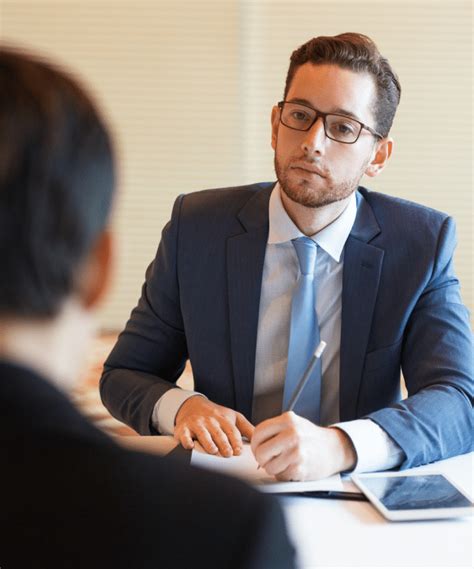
[
  {"left": 368, "top": 216, "right": 473, "bottom": 468},
  {"left": 99, "top": 194, "right": 188, "bottom": 434}
]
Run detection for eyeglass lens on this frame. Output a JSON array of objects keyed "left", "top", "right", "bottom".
[{"left": 280, "top": 102, "right": 362, "bottom": 143}]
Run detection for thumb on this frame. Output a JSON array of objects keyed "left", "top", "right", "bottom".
[{"left": 236, "top": 413, "right": 255, "bottom": 441}]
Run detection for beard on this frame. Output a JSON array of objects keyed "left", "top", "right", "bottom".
[{"left": 275, "top": 153, "right": 367, "bottom": 209}]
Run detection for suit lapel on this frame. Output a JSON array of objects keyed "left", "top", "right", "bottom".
[
  {"left": 340, "top": 192, "right": 384, "bottom": 421},
  {"left": 227, "top": 185, "right": 273, "bottom": 419}
]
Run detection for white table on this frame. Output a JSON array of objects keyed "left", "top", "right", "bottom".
[
  {"left": 116, "top": 436, "right": 473, "bottom": 569},
  {"left": 283, "top": 452, "right": 472, "bottom": 569}
]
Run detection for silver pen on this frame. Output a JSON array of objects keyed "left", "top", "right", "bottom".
[{"left": 285, "top": 340, "right": 327, "bottom": 412}]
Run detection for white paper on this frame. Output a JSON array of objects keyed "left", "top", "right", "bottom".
[{"left": 191, "top": 443, "right": 343, "bottom": 493}]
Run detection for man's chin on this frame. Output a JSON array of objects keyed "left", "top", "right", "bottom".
[
  {"left": 279, "top": 178, "right": 355, "bottom": 209},
  {"left": 280, "top": 182, "right": 332, "bottom": 209}
]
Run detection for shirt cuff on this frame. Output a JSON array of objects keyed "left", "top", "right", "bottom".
[
  {"left": 151, "top": 388, "right": 207, "bottom": 435},
  {"left": 334, "top": 419, "right": 405, "bottom": 472}
]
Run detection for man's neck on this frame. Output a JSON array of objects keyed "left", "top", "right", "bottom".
[
  {"left": 0, "top": 299, "right": 93, "bottom": 393},
  {"left": 280, "top": 191, "right": 353, "bottom": 236}
]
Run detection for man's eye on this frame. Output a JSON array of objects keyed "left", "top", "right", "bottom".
[
  {"left": 291, "top": 111, "right": 311, "bottom": 122},
  {"left": 334, "top": 121, "right": 355, "bottom": 134}
]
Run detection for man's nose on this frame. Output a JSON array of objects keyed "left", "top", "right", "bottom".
[{"left": 301, "top": 116, "right": 326, "bottom": 155}]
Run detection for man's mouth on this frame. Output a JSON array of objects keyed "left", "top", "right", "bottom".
[{"left": 291, "top": 163, "right": 326, "bottom": 178}]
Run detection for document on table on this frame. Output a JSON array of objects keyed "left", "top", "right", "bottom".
[{"left": 191, "top": 443, "right": 343, "bottom": 493}]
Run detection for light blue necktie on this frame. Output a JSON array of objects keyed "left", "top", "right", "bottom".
[{"left": 282, "top": 237, "right": 321, "bottom": 423}]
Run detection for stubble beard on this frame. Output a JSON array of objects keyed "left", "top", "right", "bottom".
[{"left": 274, "top": 154, "right": 366, "bottom": 209}]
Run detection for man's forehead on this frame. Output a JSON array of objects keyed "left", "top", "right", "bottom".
[{"left": 286, "top": 62, "right": 376, "bottom": 122}]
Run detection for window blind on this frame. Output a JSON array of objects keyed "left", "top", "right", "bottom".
[{"left": 2, "top": 0, "right": 471, "bottom": 329}]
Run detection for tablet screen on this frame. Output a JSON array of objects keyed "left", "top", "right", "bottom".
[{"left": 359, "top": 474, "right": 472, "bottom": 511}]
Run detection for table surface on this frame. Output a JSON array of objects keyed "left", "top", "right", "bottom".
[
  {"left": 116, "top": 436, "right": 473, "bottom": 569},
  {"left": 283, "top": 452, "right": 473, "bottom": 569}
]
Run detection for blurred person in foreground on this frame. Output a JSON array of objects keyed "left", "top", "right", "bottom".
[
  {"left": 101, "top": 33, "right": 472, "bottom": 481},
  {"left": 0, "top": 46, "right": 295, "bottom": 569}
]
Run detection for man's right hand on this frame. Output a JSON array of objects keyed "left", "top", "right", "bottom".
[{"left": 174, "top": 396, "right": 254, "bottom": 457}]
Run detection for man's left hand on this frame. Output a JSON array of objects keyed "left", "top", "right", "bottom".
[{"left": 251, "top": 412, "right": 357, "bottom": 481}]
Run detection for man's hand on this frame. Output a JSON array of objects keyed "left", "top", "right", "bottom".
[
  {"left": 174, "top": 396, "right": 255, "bottom": 457},
  {"left": 251, "top": 412, "right": 357, "bottom": 481}
]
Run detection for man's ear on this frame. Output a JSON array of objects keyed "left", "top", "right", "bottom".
[
  {"left": 76, "top": 230, "right": 113, "bottom": 310},
  {"left": 365, "top": 137, "right": 393, "bottom": 177},
  {"left": 271, "top": 105, "right": 280, "bottom": 150}
]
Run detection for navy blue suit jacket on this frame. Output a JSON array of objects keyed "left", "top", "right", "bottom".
[
  {"left": 101, "top": 183, "right": 473, "bottom": 469},
  {"left": 1, "top": 361, "right": 295, "bottom": 569}
]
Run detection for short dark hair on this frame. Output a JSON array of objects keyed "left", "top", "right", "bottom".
[
  {"left": 284, "top": 32, "right": 401, "bottom": 138},
  {"left": 0, "top": 46, "right": 115, "bottom": 318}
]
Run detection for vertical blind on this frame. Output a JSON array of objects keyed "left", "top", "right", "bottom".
[{"left": 1, "top": 0, "right": 472, "bottom": 329}]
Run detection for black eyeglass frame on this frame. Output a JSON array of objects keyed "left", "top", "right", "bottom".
[{"left": 277, "top": 100, "right": 383, "bottom": 144}]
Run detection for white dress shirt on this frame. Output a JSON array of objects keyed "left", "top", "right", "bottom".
[{"left": 152, "top": 184, "right": 404, "bottom": 472}]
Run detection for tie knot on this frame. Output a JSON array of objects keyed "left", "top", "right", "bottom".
[{"left": 292, "top": 237, "right": 317, "bottom": 275}]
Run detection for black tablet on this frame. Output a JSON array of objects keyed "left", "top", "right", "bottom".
[{"left": 352, "top": 472, "right": 473, "bottom": 521}]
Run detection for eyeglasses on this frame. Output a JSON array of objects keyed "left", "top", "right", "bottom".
[{"left": 277, "top": 101, "right": 383, "bottom": 144}]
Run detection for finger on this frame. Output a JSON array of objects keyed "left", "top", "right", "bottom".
[
  {"left": 251, "top": 413, "right": 294, "bottom": 453},
  {"left": 275, "top": 463, "right": 302, "bottom": 482},
  {"left": 255, "top": 430, "right": 296, "bottom": 470},
  {"left": 176, "top": 426, "right": 195, "bottom": 450},
  {"left": 193, "top": 424, "right": 219, "bottom": 455},
  {"left": 207, "top": 421, "right": 234, "bottom": 457},
  {"left": 263, "top": 446, "right": 299, "bottom": 477},
  {"left": 220, "top": 421, "right": 244, "bottom": 455},
  {"left": 235, "top": 413, "right": 255, "bottom": 441}
]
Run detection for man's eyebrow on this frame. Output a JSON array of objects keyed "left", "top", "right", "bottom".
[
  {"left": 331, "top": 106, "right": 362, "bottom": 121},
  {"left": 287, "top": 97, "right": 362, "bottom": 122}
]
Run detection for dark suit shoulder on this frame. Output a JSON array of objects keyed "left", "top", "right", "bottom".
[
  {"left": 56, "top": 442, "right": 294, "bottom": 569},
  {"left": 359, "top": 186, "right": 450, "bottom": 226},
  {"left": 109, "top": 448, "right": 295, "bottom": 569},
  {"left": 1, "top": 363, "right": 295, "bottom": 569},
  {"left": 5, "top": 433, "right": 295, "bottom": 569},
  {"left": 179, "top": 181, "right": 274, "bottom": 219},
  {"left": 357, "top": 186, "right": 456, "bottom": 256}
]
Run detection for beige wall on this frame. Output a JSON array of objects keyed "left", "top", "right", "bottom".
[{"left": 1, "top": 0, "right": 472, "bottom": 329}]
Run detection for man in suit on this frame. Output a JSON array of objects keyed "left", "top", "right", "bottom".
[
  {"left": 101, "top": 33, "right": 472, "bottom": 482},
  {"left": 0, "top": 46, "right": 295, "bottom": 568}
]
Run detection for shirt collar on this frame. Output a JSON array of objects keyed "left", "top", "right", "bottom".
[{"left": 268, "top": 182, "right": 357, "bottom": 262}]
